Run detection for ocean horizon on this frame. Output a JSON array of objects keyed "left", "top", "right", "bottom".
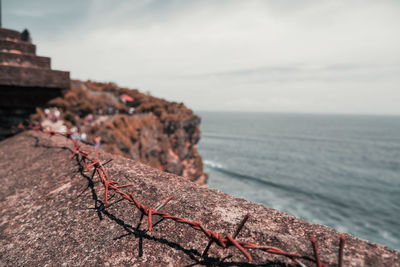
[{"left": 197, "top": 111, "right": 400, "bottom": 251}]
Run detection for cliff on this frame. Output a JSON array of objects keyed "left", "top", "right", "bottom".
[
  {"left": 30, "top": 80, "right": 207, "bottom": 185},
  {"left": 0, "top": 27, "right": 205, "bottom": 184},
  {"left": 0, "top": 131, "right": 399, "bottom": 266}
]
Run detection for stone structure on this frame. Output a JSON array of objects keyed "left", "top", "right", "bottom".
[
  {"left": 0, "top": 27, "right": 70, "bottom": 139},
  {"left": 0, "top": 131, "right": 399, "bottom": 266}
]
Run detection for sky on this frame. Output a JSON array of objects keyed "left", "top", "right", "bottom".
[{"left": 3, "top": 0, "right": 400, "bottom": 115}]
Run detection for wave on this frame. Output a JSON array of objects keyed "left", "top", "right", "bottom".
[
  {"left": 205, "top": 160, "right": 302, "bottom": 193},
  {"left": 203, "top": 133, "right": 267, "bottom": 144},
  {"left": 203, "top": 160, "right": 223, "bottom": 169},
  {"left": 204, "top": 160, "right": 353, "bottom": 212}
]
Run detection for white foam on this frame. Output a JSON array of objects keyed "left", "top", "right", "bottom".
[{"left": 204, "top": 160, "right": 223, "bottom": 169}]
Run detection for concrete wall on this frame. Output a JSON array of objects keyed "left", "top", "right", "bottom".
[{"left": 0, "top": 131, "right": 399, "bottom": 266}]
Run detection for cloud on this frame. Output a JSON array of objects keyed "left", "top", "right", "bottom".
[
  {"left": 186, "top": 63, "right": 400, "bottom": 85},
  {"left": 5, "top": 0, "right": 400, "bottom": 114},
  {"left": 10, "top": 9, "right": 46, "bottom": 18}
]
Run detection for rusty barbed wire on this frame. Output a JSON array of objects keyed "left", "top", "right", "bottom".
[{"left": 19, "top": 123, "right": 347, "bottom": 266}]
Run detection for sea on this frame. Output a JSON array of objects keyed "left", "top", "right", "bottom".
[{"left": 196, "top": 111, "right": 400, "bottom": 251}]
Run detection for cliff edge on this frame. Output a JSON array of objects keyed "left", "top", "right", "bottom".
[
  {"left": 0, "top": 131, "right": 398, "bottom": 266},
  {"left": 31, "top": 80, "right": 207, "bottom": 185}
]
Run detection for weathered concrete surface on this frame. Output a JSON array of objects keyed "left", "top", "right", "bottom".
[{"left": 0, "top": 131, "right": 399, "bottom": 266}]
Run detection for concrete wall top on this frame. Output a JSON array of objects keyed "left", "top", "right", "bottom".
[
  {"left": 0, "top": 131, "right": 399, "bottom": 266},
  {"left": 0, "top": 52, "right": 51, "bottom": 69}
]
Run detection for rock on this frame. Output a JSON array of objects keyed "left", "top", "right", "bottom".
[
  {"left": 31, "top": 80, "right": 208, "bottom": 185},
  {"left": 0, "top": 131, "right": 399, "bottom": 266}
]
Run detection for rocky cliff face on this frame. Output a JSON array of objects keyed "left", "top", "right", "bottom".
[{"left": 31, "top": 80, "right": 207, "bottom": 185}]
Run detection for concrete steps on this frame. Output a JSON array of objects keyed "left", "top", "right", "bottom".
[
  {"left": 0, "top": 52, "right": 51, "bottom": 69},
  {"left": 0, "top": 65, "right": 69, "bottom": 88},
  {"left": 0, "top": 39, "right": 36, "bottom": 55},
  {"left": 0, "top": 28, "right": 21, "bottom": 41},
  {"left": 0, "top": 27, "right": 69, "bottom": 89}
]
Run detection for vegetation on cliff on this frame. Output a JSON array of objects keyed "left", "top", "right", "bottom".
[{"left": 32, "top": 80, "right": 207, "bottom": 185}]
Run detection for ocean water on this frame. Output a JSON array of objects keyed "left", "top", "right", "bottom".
[{"left": 197, "top": 111, "right": 400, "bottom": 251}]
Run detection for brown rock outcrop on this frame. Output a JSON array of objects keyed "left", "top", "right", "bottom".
[
  {"left": 31, "top": 80, "right": 207, "bottom": 185},
  {"left": 0, "top": 131, "right": 399, "bottom": 266}
]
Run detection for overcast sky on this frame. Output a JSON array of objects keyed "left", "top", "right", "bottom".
[{"left": 3, "top": 0, "right": 400, "bottom": 114}]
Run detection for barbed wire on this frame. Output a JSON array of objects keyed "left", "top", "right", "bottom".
[{"left": 19, "top": 123, "right": 347, "bottom": 266}]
